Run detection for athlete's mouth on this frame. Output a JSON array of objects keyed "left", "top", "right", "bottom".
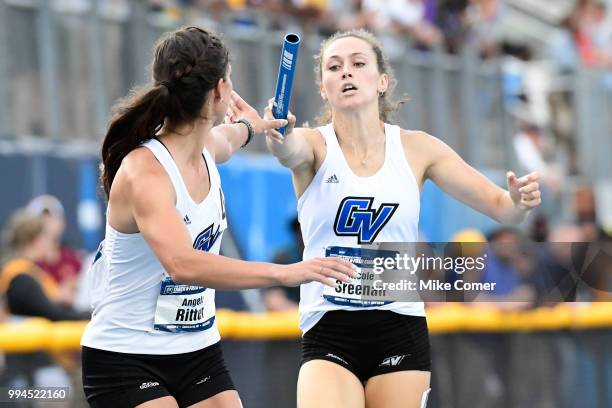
[{"left": 342, "top": 84, "right": 358, "bottom": 93}]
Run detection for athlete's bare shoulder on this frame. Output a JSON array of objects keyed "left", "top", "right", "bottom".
[
  {"left": 109, "top": 146, "right": 175, "bottom": 232},
  {"left": 398, "top": 128, "right": 446, "bottom": 188},
  {"left": 399, "top": 128, "right": 436, "bottom": 147},
  {"left": 295, "top": 126, "right": 325, "bottom": 145},
  {"left": 299, "top": 126, "right": 326, "bottom": 156},
  {"left": 119, "top": 147, "right": 167, "bottom": 185},
  {"left": 111, "top": 147, "right": 175, "bottom": 205},
  {"left": 284, "top": 126, "right": 324, "bottom": 172},
  {"left": 399, "top": 128, "right": 449, "bottom": 160}
]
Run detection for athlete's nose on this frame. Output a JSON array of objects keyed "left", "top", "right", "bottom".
[{"left": 342, "top": 71, "right": 352, "bottom": 79}]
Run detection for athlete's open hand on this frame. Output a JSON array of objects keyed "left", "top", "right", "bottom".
[
  {"left": 226, "top": 91, "right": 287, "bottom": 134},
  {"left": 263, "top": 97, "right": 296, "bottom": 143},
  {"left": 278, "top": 257, "right": 358, "bottom": 288},
  {"left": 507, "top": 171, "right": 542, "bottom": 211}
]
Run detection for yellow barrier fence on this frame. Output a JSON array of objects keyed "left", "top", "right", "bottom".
[{"left": 0, "top": 303, "right": 611, "bottom": 353}]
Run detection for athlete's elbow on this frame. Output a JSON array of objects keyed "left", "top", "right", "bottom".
[
  {"left": 163, "top": 253, "right": 195, "bottom": 284},
  {"left": 278, "top": 156, "right": 300, "bottom": 169}
]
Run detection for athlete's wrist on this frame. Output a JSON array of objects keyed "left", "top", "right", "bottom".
[
  {"left": 234, "top": 118, "right": 254, "bottom": 148},
  {"left": 503, "top": 191, "right": 529, "bottom": 224},
  {"left": 265, "top": 263, "right": 284, "bottom": 286}
]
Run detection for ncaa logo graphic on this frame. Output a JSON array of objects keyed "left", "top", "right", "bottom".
[
  {"left": 193, "top": 223, "right": 221, "bottom": 252},
  {"left": 334, "top": 197, "right": 399, "bottom": 244}
]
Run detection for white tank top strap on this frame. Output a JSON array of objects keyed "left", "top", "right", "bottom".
[
  {"left": 142, "top": 138, "right": 186, "bottom": 209},
  {"left": 202, "top": 146, "right": 219, "bottom": 188},
  {"left": 384, "top": 123, "right": 400, "bottom": 147}
]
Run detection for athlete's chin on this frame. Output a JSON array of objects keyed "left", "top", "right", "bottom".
[{"left": 333, "top": 99, "right": 371, "bottom": 112}]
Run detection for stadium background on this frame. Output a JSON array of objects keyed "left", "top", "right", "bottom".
[{"left": 0, "top": 0, "right": 611, "bottom": 407}]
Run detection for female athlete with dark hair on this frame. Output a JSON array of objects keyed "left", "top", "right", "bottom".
[{"left": 80, "top": 26, "right": 355, "bottom": 408}]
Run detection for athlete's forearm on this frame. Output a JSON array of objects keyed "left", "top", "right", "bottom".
[
  {"left": 166, "top": 250, "right": 283, "bottom": 289},
  {"left": 266, "top": 130, "right": 310, "bottom": 169},
  {"left": 211, "top": 123, "right": 249, "bottom": 163}
]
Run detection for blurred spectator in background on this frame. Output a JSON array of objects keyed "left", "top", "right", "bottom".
[
  {"left": 546, "top": 5, "right": 582, "bottom": 175},
  {"left": 513, "top": 122, "right": 562, "bottom": 195},
  {"left": 0, "top": 209, "right": 88, "bottom": 398},
  {"left": 436, "top": 0, "right": 470, "bottom": 54},
  {"left": 464, "top": 0, "right": 501, "bottom": 59},
  {"left": 511, "top": 120, "right": 562, "bottom": 222},
  {"left": 262, "top": 217, "right": 302, "bottom": 311},
  {"left": 475, "top": 227, "right": 536, "bottom": 309},
  {"left": 0, "top": 209, "right": 89, "bottom": 321},
  {"left": 576, "top": 0, "right": 612, "bottom": 68},
  {"left": 563, "top": 0, "right": 612, "bottom": 68},
  {"left": 339, "top": 0, "right": 441, "bottom": 59},
  {"left": 26, "top": 195, "right": 83, "bottom": 307},
  {"left": 533, "top": 223, "right": 584, "bottom": 305},
  {"left": 548, "top": 9, "right": 581, "bottom": 73},
  {"left": 573, "top": 184, "right": 599, "bottom": 240}
]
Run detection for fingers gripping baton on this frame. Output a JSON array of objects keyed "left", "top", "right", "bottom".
[{"left": 273, "top": 34, "right": 300, "bottom": 135}]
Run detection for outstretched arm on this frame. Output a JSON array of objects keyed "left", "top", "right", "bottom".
[
  {"left": 210, "top": 91, "right": 287, "bottom": 163},
  {"left": 120, "top": 149, "right": 356, "bottom": 290},
  {"left": 422, "top": 132, "right": 541, "bottom": 224},
  {"left": 263, "top": 98, "right": 316, "bottom": 171}
]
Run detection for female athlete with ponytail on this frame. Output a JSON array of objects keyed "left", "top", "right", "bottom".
[{"left": 80, "top": 26, "right": 355, "bottom": 408}]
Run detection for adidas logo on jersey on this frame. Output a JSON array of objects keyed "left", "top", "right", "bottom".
[
  {"left": 325, "top": 174, "right": 339, "bottom": 183},
  {"left": 380, "top": 354, "right": 409, "bottom": 367},
  {"left": 183, "top": 214, "right": 191, "bottom": 225},
  {"left": 139, "top": 381, "right": 160, "bottom": 390}
]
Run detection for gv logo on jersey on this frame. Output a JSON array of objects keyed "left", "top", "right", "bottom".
[
  {"left": 334, "top": 197, "right": 399, "bottom": 244},
  {"left": 193, "top": 223, "right": 221, "bottom": 252}
]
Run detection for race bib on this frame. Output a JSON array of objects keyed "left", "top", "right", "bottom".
[
  {"left": 322, "top": 246, "right": 397, "bottom": 307},
  {"left": 153, "top": 276, "right": 215, "bottom": 332}
]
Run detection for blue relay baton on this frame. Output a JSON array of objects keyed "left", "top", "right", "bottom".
[{"left": 273, "top": 33, "right": 300, "bottom": 135}]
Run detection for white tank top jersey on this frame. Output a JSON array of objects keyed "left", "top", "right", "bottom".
[
  {"left": 297, "top": 123, "right": 425, "bottom": 334},
  {"left": 81, "top": 138, "right": 227, "bottom": 354}
]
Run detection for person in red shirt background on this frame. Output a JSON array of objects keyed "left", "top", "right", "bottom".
[{"left": 26, "top": 195, "right": 82, "bottom": 306}]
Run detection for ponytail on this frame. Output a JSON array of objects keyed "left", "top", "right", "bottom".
[
  {"left": 100, "top": 84, "right": 170, "bottom": 198},
  {"left": 100, "top": 26, "right": 229, "bottom": 198}
]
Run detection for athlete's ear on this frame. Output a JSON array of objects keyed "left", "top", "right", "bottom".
[
  {"left": 214, "top": 78, "right": 230, "bottom": 102},
  {"left": 320, "top": 85, "right": 327, "bottom": 101},
  {"left": 213, "top": 78, "right": 222, "bottom": 100},
  {"left": 215, "top": 63, "right": 232, "bottom": 102},
  {"left": 378, "top": 73, "right": 389, "bottom": 94}
]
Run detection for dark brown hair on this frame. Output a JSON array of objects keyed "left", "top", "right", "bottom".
[
  {"left": 100, "top": 26, "right": 229, "bottom": 197},
  {"left": 313, "top": 29, "right": 407, "bottom": 125}
]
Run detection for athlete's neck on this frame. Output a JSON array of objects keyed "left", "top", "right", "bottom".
[
  {"left": 331, "top": 107, "right": 385, "bottom": 150},
  {"left": 157, "top": 118, "right": 214, "bottom": 166}
]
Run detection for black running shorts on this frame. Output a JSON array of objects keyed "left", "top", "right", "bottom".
[
  {"left": 82, "top": 342, "right": 235, "bottom": 407},
  {"left": 301, "top": 310, "right": 431, "bottom": 383}
]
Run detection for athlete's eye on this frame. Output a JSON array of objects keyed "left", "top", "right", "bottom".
[
  {"left": 354, "top": 62, "right": 365, "bottom": 68},
  {"left": 328, "top": 65, "right": 340, "bottom": 72}
]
